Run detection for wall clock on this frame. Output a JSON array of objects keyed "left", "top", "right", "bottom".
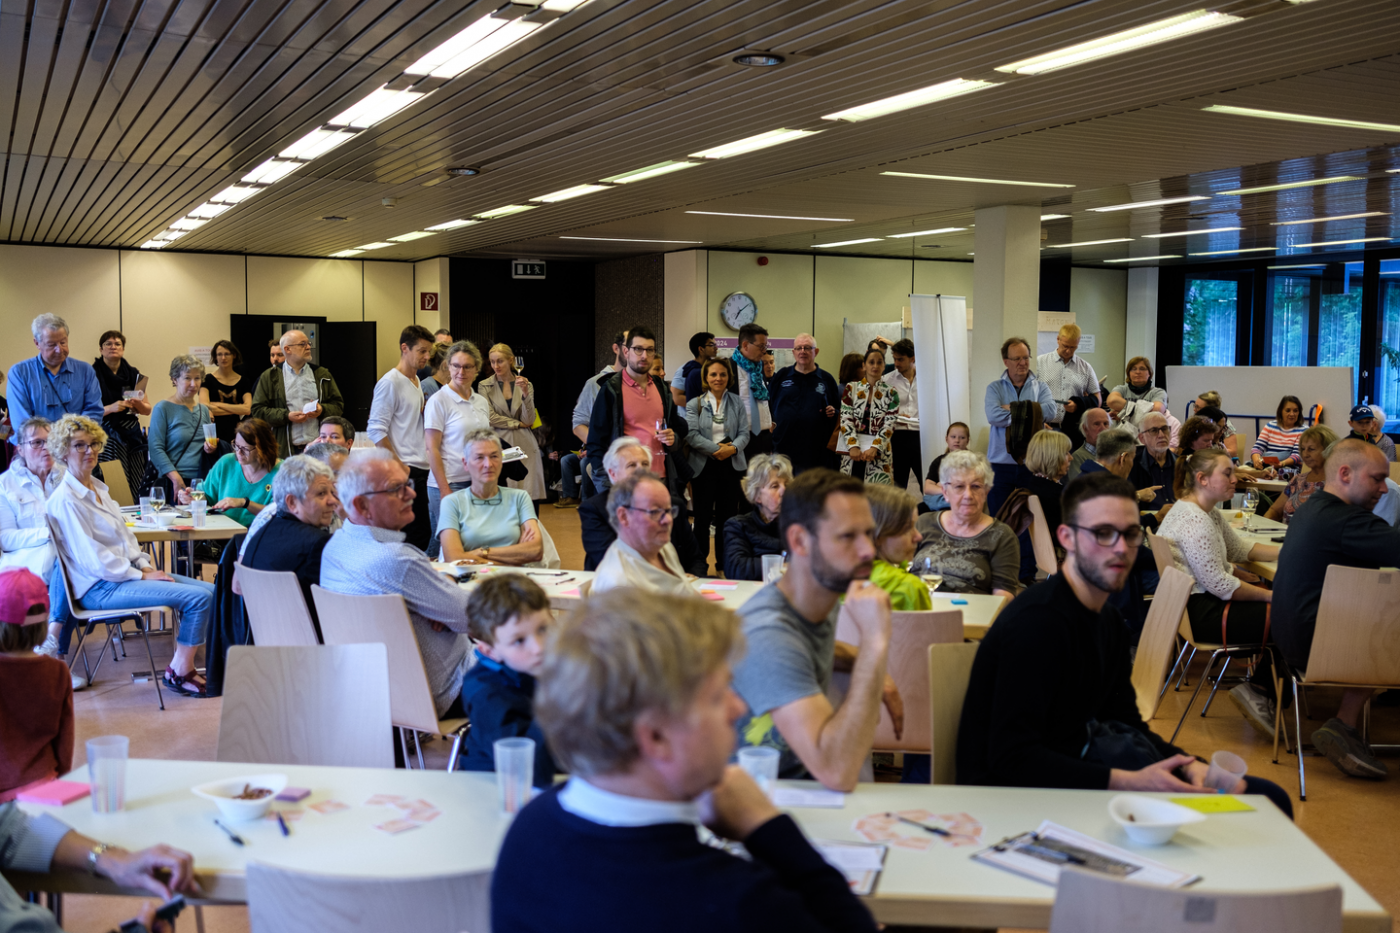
[{"left": 720, "top": 291, "right": 757, "bottom": 330}]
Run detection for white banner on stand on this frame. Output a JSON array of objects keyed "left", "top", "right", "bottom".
[{"left": 911, "top": 295, "right": 970, "bottom": 472}]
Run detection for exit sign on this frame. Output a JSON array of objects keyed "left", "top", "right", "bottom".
[{"left": 512, "top": 259, "right": 546, "bottom": 279}]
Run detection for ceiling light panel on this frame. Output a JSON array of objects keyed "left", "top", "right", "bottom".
[
  {"left": 1045, "top": 238, "right": 1134, "bottom": 248},
  {"left": 425, "top": 219, "right": 479, "bottom": 231},
  {"left": 188, "top": 203, "right": 232, "bottom": 219},
  {"left": 1271, "top": 212, "right": 1388, "bottom": 225},
  {"left": 402, "top": 16, "right": 509, "bottom": 76},
  {"left": 690, "top": 129, "right": 819, "bottom": 160},
  {"left": 531, "top": 184, "right": 611, "bottom": 203},
  {"left": 812, "top": 238, "right": 883, "bottom": 248},
  {"left": 1144, "top": 227, "right": 1244, "bottom": 238},
  {"left": 600, "top": 161, "right": 699, "bottom": 184},
  {"left": 1218, "top": 176, "right": 1361, "bottom": 196},
  {"left": 560, "top": 236, "right": 704, "bottom": 243},
  {"left": 279, "top": 128, "right": 358, "bottom": 161},
  {"left": 1040, "top": 214, "right": 1070, "bottom": 220},
  {"left": 241, "top": 159, "right": 303, "bottom": 185},
  {"left": 330, "top": 249, "right": 365, "bottom": 257},
  {"left": 211, "top": 185, "right": 261, "bottom": 204},
  {"left": 686, "top": 211, "right": 854, "bottom": 221},
  {"left": 1103, "top": 255, "right": 1180, "bottom": 262},
  {"left": 416, "top": 19, "right": 543, "bottom": 79},
  {"left": 474, "top": 205, "right": 536, "bottom": 219},
  {"left": 356, "top": 242, "right": 396, "bottom": 250},
  {"left": 1202, "top": 105, "right": 1400, "bottom": 134},
  {"left": 1089, "top": 196, "right": 1208, "bottom": 212},
  {"left": 389, "top": 231, "right": 434, "bottom": 242},
  {"left": 882, "top": 171, "right": 1075, "bottom": 188},
  {"left": 1190, "top": 247, "right": 1278, "bottom": 255},
  {"left": 996, "top": 10, "right": 1243, "bottom": 75},
  {"left": 329, "top": 89, "right": 425, "bottom": 130},
  {"left": 888, "top": 227, "right": 967, "bottom": 238},
  {"left": 1291, "top": 237, "right": 1393, "bottom": 247},
  {"left": 822, "top": 78, "right": 997, "bottom": 122}
]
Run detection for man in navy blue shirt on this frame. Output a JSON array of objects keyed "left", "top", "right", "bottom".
[
  {"left": 769, "top": 333, "right": 838, "bottom": 475},
  {"left": 7, "top": 314, "right": 103, "bottom": 427},
  {"left": 670, "top": 331, "right": 716, "bottom": 407}
]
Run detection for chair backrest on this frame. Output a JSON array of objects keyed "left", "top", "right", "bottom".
[
  {"left": 247, "top": 861, "right": 491, "bottom": 933},
  {"left": 1026, "top": 495, "right": 1058, "bottom": 577},
  {"left": 1148, "top": 531, "right": 1197, "bottom": 644},
  {"left": 1307, "top": 402, "right": 1324, "bottom": 427},
  {"left": 1131, "top": 567, "right": 1194, "bottom": 721},
  {"left": 102, "top": 466, "right": 136, "bottom": 507},
  {"left": 1049, "top": 867, "right": 1341, "bottom": 933},
  {"left": 1306, "top": 565, "right": 1400, "bottom": 685},
  {"left": 235, "top": 564, "right": 319, "bottom": 647},
  {"left": 929, "top": 642, "right": 980, "bottom": 785},
  {"left": 834, "top": 607, "right": 963, "bottom": 752},
  {"left": 311, "top": 586, "right": 444, "bottom": 734},
  {"left": 973, "top": 425, "right": 990, "bottom": 455},
  {"left": 530, "top": 520, "right": 563, "bottom": 570},
  {"left": 1390, "top": 460, "right": 1400, "bottom": 484},
  {"left": 217, "top": 644, "right": 393, "bottom": 768}
]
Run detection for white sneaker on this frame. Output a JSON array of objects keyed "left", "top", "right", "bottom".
[
  {"left": 1228, "top": 683, "right": 1276, "bottom": 737},
  {"left": 71, "top": 674, "right": 88, "bottom": 691},
  {"left": 33, "top": 634, "right": 61, "bottom": 658}
]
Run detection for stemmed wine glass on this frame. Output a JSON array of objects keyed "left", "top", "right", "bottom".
[
  {"left": 513, "top": 354, "right": 525, "bottom": 379},
  {"left": 910, "top": 555, "right": 944, "bottom": 598},
  {"left": 148, "top": 486, "right": 166, "bottom": 521},
  {"left": 1241, "top": 488, "right": 1259, "bottom": 533}
]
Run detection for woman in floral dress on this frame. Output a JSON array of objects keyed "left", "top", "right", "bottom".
[{"left": 839, "top": 347, "right": 900, "bottom": 485}]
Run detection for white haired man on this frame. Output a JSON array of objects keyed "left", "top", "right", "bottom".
[
  {"left": 591, "top": 472, "right": 696, "bottom": 597},
  {"left": 250, "top": 329, "right": 346, "bottom": 458},
  {"left": 579, "top": 437, "right": 704, "bottom": 573},
  {"left": 8, "top": 314, "right": 103, "bottom": 426}
]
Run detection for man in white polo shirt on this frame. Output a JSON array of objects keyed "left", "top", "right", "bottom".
[
  {"left": 367, "top": 324, "right": 435, "bottom": 551},
  {"left": 1037, "top": 323, "right": 1100, "bottom": 445}
]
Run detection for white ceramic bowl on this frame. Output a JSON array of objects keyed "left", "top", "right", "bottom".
[
  {"left": 1108, "top": 794, "right": 1206, "bottom": 845},
  {"left": 192, "top": 773, "right": 288, "bottom": 822},
  {"left": 157, "top": 512, "right": 179, "bottom": 527}
]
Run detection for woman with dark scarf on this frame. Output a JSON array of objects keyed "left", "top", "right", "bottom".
[{"left": 93, "top": 330, "right": 153, "bottom": 490}]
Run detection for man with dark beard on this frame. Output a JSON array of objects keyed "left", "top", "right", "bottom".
[
  {"left": 955, "top": 472, "right": 1293, "bottom": 816},
  {"left": 730, "top": 469, "right": 903, "bottom": 792}
]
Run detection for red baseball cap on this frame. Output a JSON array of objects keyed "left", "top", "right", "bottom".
[{"left": 0, "top": 569, "right": 50, "bottom": 625}]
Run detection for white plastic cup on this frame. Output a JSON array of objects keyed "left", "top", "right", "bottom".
[
  {"left": 737, "top": 746, "right": 781, "bottom": 791},
  {"left": 87, "top": 735, "right": 129, "bottom": 813},
  {"left": 494, "top": 737, "right": 535, "bottom": 814},
  {"left": 1205, "top": 750, "right": 1248, "bottom": 791},
  {"left": 201, "top": 423, "right": 217, "bottom": 441},
  {"left": 191, "top": 499, "right": 207, "bottom": 528},
  {"left": 139, "top": 497, "right": 153, "bottom": 522},
  {"left": 761, "top": 554, "right": 784, "bottom": 584}
]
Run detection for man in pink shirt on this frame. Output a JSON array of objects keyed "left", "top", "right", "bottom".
[{"left": 585, "top": 326, "right": 685, "bottom": 493}]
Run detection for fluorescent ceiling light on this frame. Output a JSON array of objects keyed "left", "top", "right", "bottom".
[
  {"left": 425, "top": 219, "right": 478, "bottom": 231},
  {"left": 389, "top": 231, "right": 434, "bottom": 242},
  {"left": 812, "top": 238, "right": 882, "bottom": 248},
  {"left": 153, "top": 229, "right": 186, "bottom": 241},
  {"left": 1104, "top": 255, "right": 1179, "bottom": 262},
  {"left": 427, "top": 19, "right": 542, "bottom": 79},
  {"left": 996, "top": 10, "right": 1241, "bottom": 75},
  {"left": 1269, "top": 264, "right": 1326, "bottom": 269},
  {"left": 170, "top": 218, "right": 207, "bottom": 230},
  {"left": 474, "top": 204, "right": 536, "bottom": 219},
  {"left": 356, "top": 242, "right": 396, "bottom": 250},
  {"left": 532, "top": 184, "right": 611, "bottom": 203},
  {"left": 211, "top": 185, "right": 261, "bottom": 204},
  {"left": 279, "top": 128, "right": 358, "bottom": 161},
  {"left": 1089, "top": 196, "right": 1208, "bottom": 212},
  {"left": 188, "top": 202, "right": 232, "bottom": 219},
  {"left": 559, "top": 236, "right": 704, "bottom": 243},
  {"left": 690, "top": 129, "right": 819, "bottom": 160},
  {"left": 330, "top": 249, "right": 365, "bottom": 257},
  {"left": 541, "top": 0, "right": 591, "bottom": 10},
  {"left": 822, "top": 78, "right": 997, "bottom": 122},
  {"left": 330, "top": 88, "right": 424, "bottom": 129},
  {"left": 888, "top": 227, "right": 967, "bottom": 238},
  {"left": 1201, "top": 105, "right": 1400, "bottom": 134},
  {"left": 404, "top": 15, "right": 509, "bottom": 75},
  {"left": 241, "top": 158, "right": 303, "bottom": 185},
  {"left": 1144, "top": 226, "right": 1243, "bottom": 238},
  {"left": 1218, "top": 176, "right": 1361, "bottom": 196},
  {"left": 685, "top": 211, "right": 854, "bottom": 221},
  {"left": 1045, "top": 238, "right": 1134, "bottom": 248},
  {"left": 1190, "top": 247, "right": 1278, "bottom": 255},
  {"left": 1292, "top": 237, "right": 1393, "bottom": 247},
  {"left": 1040, "top": 214, "right": 1070, "bottom": 220},
  {"left": 882, "top": 171, "right": 1075, "bottom": 188},
  {"left": 600, "top": 161, "right": 699, "bottom": 184},
  {"left": 139, "top": 240, "right": 168, "bottom": 249},
  {"left": 1272, "top": 212, "right": 1388, "bottom": 225}
]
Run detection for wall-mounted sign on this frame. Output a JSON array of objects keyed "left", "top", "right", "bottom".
[
  {"left": 512, "top": 259, "right": 546, "bottom": 279},
  {"left": 420, "top": 292, "right": 438, "bottom": 310}
]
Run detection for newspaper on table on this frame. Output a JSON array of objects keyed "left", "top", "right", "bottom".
[{"left": 972, "top": 820, "right": 1199, "bottom": 888}]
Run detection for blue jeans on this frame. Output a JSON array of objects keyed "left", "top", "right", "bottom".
[
  {"left": 79, "top": 576, "right": 216, "bottom": 647},
  {"left": 47, "top": 564, "right": 79, "bottom": 654},
  {"left": 560, "top": 453, "right": 582, "bottom": 499},
  {"left": 427, "top": 481, "right": 470, "bottom": 560}
]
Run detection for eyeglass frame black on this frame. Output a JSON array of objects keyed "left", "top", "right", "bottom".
[{"left": 1065, "top": 523, "right": 1145, "bottom": 547}]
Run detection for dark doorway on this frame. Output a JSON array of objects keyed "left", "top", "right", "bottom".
[{"left": 228, "top": 315, "right": 378, "bottom": 430}]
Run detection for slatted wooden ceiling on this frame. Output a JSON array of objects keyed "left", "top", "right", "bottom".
[{"left": 2, "top": 0, "right": 1399, "bottom": 264}]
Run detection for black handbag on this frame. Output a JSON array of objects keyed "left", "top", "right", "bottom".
[{"left": 1080, "top": 719, "right": 1164, "bottom": 771}]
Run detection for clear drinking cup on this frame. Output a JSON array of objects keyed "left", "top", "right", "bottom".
[
  {"left": 761, "top": 554, "right": 784, "bottom": 584},
  {"left": 1205, "top": 750, "right": 1248, "bottom": 791},
  {"left": 190, "top": 499, "right": 207, "bottom": 528},
  {"left": 201, "top": 423, "right": 217, "bottom": 442},
  {"left": 494, "top": 738, "right": 535, "bottom": 814},
  {"left": 737, "top": 746, "right": 781, "bottom": 792},
  {"left": 87, "top": 735, "right": 129, "bottom": 813},
  {"left": 139, "top": 497, "right": 153, "bottom": 523}
]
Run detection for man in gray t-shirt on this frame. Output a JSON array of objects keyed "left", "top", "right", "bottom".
[{"left": 730, "top": 469, "right": 899, "bottom": 791}]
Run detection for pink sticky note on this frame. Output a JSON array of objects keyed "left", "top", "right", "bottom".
[
  {"left": 559, "top": 587, "right": 581, "bottom": 597},
  {"left": 702, "top": 592, "right": 725, "bottom": 601},
  {"left": 16, "top": 780, "right": 91, "bottom": 805}
]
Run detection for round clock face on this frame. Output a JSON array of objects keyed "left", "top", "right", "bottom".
[{"left": 720, "top": 291, "right": 757, "bottom": 330}]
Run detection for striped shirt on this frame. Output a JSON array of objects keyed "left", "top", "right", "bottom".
[{"left": 1251, "top": 421, "right": 1304, "bottom": 465}]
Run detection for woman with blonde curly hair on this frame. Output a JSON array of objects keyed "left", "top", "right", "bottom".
[
  {"left": 478, "top": 342, "right": 545, "bottom": 501},
  {"left": 44, "top": 415, "right": 216, "bottom": 696}
]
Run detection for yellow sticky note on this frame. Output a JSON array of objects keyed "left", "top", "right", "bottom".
[{"left": 1169, "top": 795, "right": 1256, "bottom": 814}]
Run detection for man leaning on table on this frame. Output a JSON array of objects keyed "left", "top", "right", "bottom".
[
  {"left": 957, "top": 472, "right": 1293, "bottom": 816},
  {"left": 491, "top": 590, "right": 879, "bottom": 933},
  {"left": 730, "top": 469, "right": 903, "bottom": 792},
  {"left": 0, "top": 802, "right": 198, "bottom": 933},
  {"left": 590, "top": 472, "right": 696, "bottom": 597}
]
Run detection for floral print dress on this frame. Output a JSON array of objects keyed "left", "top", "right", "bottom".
[{"left": 839, "top": 379, "right": 899, "bottom": 485}]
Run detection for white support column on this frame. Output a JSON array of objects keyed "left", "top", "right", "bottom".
[
  {"left": 1125, "top": 266, "right": 1159, "bottom": 365},
  {"left": 971, "top": 206, "right": 1041, "bottom": 447}
]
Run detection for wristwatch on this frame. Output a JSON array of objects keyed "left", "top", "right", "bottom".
[{"left": 87, "top": 841, "right": 111, "bottom": 875}]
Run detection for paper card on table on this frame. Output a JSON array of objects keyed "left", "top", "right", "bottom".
[
  {"left": 16, "top": 780, "right": 91, "bottom": 805},
  {"left": 309, "top": 800, "right": 349, "bottom": 814},
  {"left": 365, "top": 794, "right": 405, "bottom": 806},
  {"left": 407, "top": 808, "right": 441, "bottom": 823},
  {"left": 1170, "top": 795, "right": 1256, "bottom": 814},
  {"left": 276, "top": 787, "right": 310, "bottom": 802},
  {"left": 374, "top": 818, "right": 421, "bottom": 835},
  {"left": 393, "top": 798, "right": 435, "bottom": 811},
  {"left": 814, "top": 841, "right": 886, "bottom": 896},
  {"left": 770, "top": 787, "right": 846, "bottom": 809},
  {"left": 697, "top": 580, "right": 739, "bottom": 590},
  {"left": 972, "top": 821, "right": 1199, "bottom": 888}
]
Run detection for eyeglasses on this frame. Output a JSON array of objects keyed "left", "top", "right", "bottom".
[
  {"left": 1067, "top": 524, "right": 1145, "bottom": 547},
  {"left": 364, "top": 478, "right": 416, "bottom": 498},
  {"left": 448, "top": 363, "right": 477, "bottom": 372},
  {"left": 1005, "top": 355, "right": 1030, "bottom": 363},
  {"left": 1142, "top": 426, "right": 1170, "bottom": 435},
  {"left": 627, "top": 346, "right": 657, "bottom": 356},
  {"left": 625, "top": 504, "right": 680, "bottom": 522},
  {"left": 285, "top": 341, "right": 311, "bottom": 350},
  {"left": 70, "top": 441, "right": 103, "bottom": 454},
  {"left": 793, "top": 345, "right": 816, "bottom": 352},
  {"left": 22, "top": 439, "right": 47, "bottom": 449},
  {"left": 233, "top": 443, "right": 254, "bottom": 457}
]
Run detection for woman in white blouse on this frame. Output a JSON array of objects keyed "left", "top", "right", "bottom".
[
  {"left": 1155, "top": 447, "right": 1280, "bottom": 733},
  {"left": 685, "top": 359, "right": 751, "bottom": 575},
  {"left": 424, "top": 340, "right": 492, "bottom": 560},
  {"left": 44, "top": 415, "right": 216, "bottom": 697}
]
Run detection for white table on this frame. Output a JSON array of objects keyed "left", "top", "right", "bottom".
[
  {"left": 17, "top": 764, "right": 1389, "bottom": 932},
  {"left": 129, "top": 514, "right": 247, "bottom": 543},
  {"left": 931, "top": 592, "right": 1008, "bottom": 639},
  {"left": 1227, "top": 514, "right": 1287, "bottom": 582}
]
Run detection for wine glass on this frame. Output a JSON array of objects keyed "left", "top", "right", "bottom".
[
  {"left": 148, "top": 486, "right": 166, "bottom": 520},
  {"left": 189, "top": 479, "right": 207, "bottom": 504},
  {"left": 911, "top": 555, "right": 944, "bottom": 598},
  {"left": 513, "top": 354, "right": 525, "bottom": 378},
  {"left": 1241, "top": 489, "right": 1259, "bottom": 533}
]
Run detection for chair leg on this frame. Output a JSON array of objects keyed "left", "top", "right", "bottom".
[
  {"left": 195, "top": 905, "right": 206, "bottom": 933},
  {"left": 1162, "top": 640, "right": 1190, "bottom": 701},
  {"left": 415, "top": 732, "right": 426, "bottom": 771},
  {"left": 1199, "top": 655, "right": 1233, "bottom": 716},
  {"left": 136, "top": 624, "right": 165, "bottom": 711},
  {"left": 397, "top": 727, "right": 412, "bottom": 770},
  {"left": 1175, "top": 645, "right": 1198, "bottom": 690},
  {"left": 70, "top": 622, "right": 96, "bottom": 681},
  {"left": 446, "top": 730, "right": 465, "bottom": 773},
  {"left": 1293, "top": 676, "right": 1307, "bottom": 801},
  {"left": 1171, "top": 650, "right": 1221, "bottom": 744},
  {"left": 88, "top": 625, "right": 117, "bottom": 685}
]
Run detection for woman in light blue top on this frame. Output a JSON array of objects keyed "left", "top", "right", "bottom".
[
  {"left": 438, "top": 429, "right": 543, "bottom": 565},
  {"left": 685, "top": 358, "right": 750, "bottom": 574},
  {"left": 147, "top": 355, "right": 217, "bottom": 501}
]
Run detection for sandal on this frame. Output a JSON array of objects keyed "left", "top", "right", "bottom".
[{"left": 164, "top": 666, "right": 208, "bottom": 697}]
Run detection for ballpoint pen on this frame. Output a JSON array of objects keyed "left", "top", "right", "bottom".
[
  {"left": 275, "top": 812, "right": 290, "bottom": 837},
  {"left": 214, "top": 819, "right": 246, "bottom": 846},
  {"left": 886, "top": 813, "right": 950, "bottom": 837}
]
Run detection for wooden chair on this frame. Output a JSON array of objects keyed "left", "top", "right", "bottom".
[
  {"left": 1389, "top": 461, "right": 1400, "bottom": 484},
  {"left": 1130, "top": 566, "right": 1194, "bottom": 722},
  {"left": 834, "top": 607, "right": 963, "bottom": 752},
  {"left": 217, "top": 644, "right": 394, "bottom": 767},
  {"left": 235, "top": 564, "right": 320, "bottom": 646},
  {"left": 101, "top": 466, "right": 136, "bottom": 507},
  {"left": 929, "top": 642, "right": 980, "bottom": 785},
  {"left": 311, "top": 586, "right": 470, "bottom": 770},
  {"left": 247, "top": 862, "right": 491, "bottom": 933},
  {"left": 1026, "top": 495, "right": 1058, "bottom": 579},
  {"left": 1277, "top": 565, "right": 1400, "bottom": 800},
  {"left": 45, "top": 517, "right": 167, "bottom": 709}
]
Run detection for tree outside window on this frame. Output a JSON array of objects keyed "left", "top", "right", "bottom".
[{"left": 1183, "top": 278, "right": 1237, "bottom": 366}]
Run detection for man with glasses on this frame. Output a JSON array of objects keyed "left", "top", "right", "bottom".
[
  {"left": 732, "top": 323, "right": 774, "bottom": 457},
  {"left": 8, "top": 314, "right": 103, "bottom": 428},
  {"left": 320, "top": 449, "right": 473, "bottom": 720},
  {"left": 1131, "top": 412, "right": 1177, "bottom": 514},
  {"left": 591, "top": 472, "right": 697, "bottom": 596},
  {"left": 985, "top": 337, "right": 1057, "bottom": 515},
  {"left": 768, "top": 333, "right": 839, "bottom": 475},
  {"left": 585, "top": 325, "right": 685, "bottom": 495},
  {"left": 956, "top": 472, "right": 1293, "bottom": 814},
  {"left": 252, "top": 329, "right": 346, "bottom": 459},
  {"left": 672, "top": 331, "right": 716, "bottom": 407}
]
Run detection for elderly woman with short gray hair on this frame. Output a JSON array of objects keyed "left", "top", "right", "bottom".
[
  {"left": 438, "top": 428, "right": 543, "bottom": 565},
  {"left": 148, "top": 355, "right": 218, "bottom": 500},
  {"left": 722, "top": 453, "right": 794, "bottom": 580},
  {"left": 911, "top": 450, "right": 1019, "bottom": 596}
]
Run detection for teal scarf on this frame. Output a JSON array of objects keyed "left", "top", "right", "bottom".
[{"left": 733, "top": 352, "right": 769, "bottom": 402}]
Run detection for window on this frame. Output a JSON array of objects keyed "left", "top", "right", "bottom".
[
  {"left": 1267, "top": 276, "right": 1311, "bottom": 366},
  {"left": 1378, "top": 259, "right": 1400, "bottom": 431},
  {"left": 1183, "top": 278, "right": 1237, "bottom": 366},
  {"left": 1316, "top": 262, "right": 1363, "bottom": 399}
]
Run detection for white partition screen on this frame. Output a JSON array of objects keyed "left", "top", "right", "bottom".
[
  {"left": 911, "top": 295, "right": 970, "bottom": 469},
  {"left": 1164, "top": 366, "right": 1353, "bottom": 428}
]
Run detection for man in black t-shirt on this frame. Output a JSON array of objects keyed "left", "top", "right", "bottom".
[{"left": 1273, "top": 439, "right": 1400, "bottom": 780}]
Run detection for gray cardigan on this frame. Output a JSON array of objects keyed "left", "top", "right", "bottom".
[{"left": 686, "top": 391, "right": 751, "bottom": 476}]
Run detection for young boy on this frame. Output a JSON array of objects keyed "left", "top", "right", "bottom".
[
  {"left": 0, "top": 568, "right": 74, "bottom": 801},
  {"left": 460, "top": 574, "right": 557, "bottom": 786}
]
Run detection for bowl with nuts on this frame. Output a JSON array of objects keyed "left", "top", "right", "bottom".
[{"left": 192, "top": 774, "right": 289, "bottom": 822}]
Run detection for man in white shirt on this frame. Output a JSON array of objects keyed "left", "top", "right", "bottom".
[
  {"left": 592, "top": 473, "right": 696, "bottom": 597},
  {"left": 1036, "top": 323, "right": 1100, "bottom": 442},
  {"left": 367, "top": 324, "right": 435, "bottom": 551},
  {"left": 880, "top": 338, "right": 920, "bottom": 492},
  {"left": 732, "top": 323, "right": 772, "bottom": 456}
]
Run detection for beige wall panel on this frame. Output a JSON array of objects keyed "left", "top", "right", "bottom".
[
  {"left": 1070, "top": 267, "right": 1129, "bottom": 395},
  {"left": 364, "top": 261, "right": 415, "bottom": 376},
  {"left": 0, "top": 245, "right": 119, "bottom": 382},
  {"left": 814, "top": 255, "right": 914, "bottom": 362},
  {"left": 247, "top": 257, "right": 363, "bottom": 321},
  {"left": 706, "top": 251, "right": 813, "bottom": 344},
  {"left": 912, "top": 261, "right": 976, "bottom": 315}
]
